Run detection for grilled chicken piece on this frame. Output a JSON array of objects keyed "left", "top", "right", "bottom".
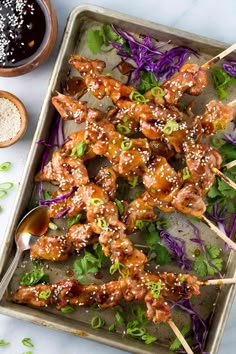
[
  {"left": 35, "top": 150, "right": 89, "bottom": 190},
  {"left": 13, "top": 283, "right": 52, "bottom": 307},
  {"left": 172, "top": 184, "right": 206, "bottom": 218},
  {"left": 143, "top": 156, "right": 182, "bottom": 203},
  {"left": 95, "top": 167, "right": 117, "bottom": 200},
  {"left": 31, "top": 235, "right": 72, "bottom": 261},
  {"left": 162, "top": 63, "right": 208, "bottom": 105},
  {"left": 87, "top": 201, "right": 119, "bottom": 234},
  {"left": 199, "top": 100, "right": 235, "bottom": 135},
  {"left": 67, "top": 224, "right": 96, "bottom": 251},
  {"left": 52, "top": 92, "right": 88, "bottom": 123}
]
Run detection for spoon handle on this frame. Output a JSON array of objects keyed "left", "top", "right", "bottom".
[{"left": 0, "top": 247, "right": 22, "bottom": 300}]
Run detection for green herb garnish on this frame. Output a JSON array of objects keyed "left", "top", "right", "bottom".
[
  {"left": 91, "top": 316, "right": 106, "bottom": 329},
  {"left": 109, "top": 259, "right": 129, "bottom": 278},
  {"left": 212, "top": 67, "right": 236, "bottom": 100},
  {"left": 60, "top": 305, "right": 75, "bottom": 314},
  {"left": 0, "top": 162, "right": 11, "bottom": 171},
  {"left": 193, "top": 244, "right": 223, "bottom": 276},
  {"left": 138, "top": 71, "right": 159, "bottom": 93},
  {"left": 114, "top": 198, "right": 124, "bottom": 215},
  {"left": 67, "top": 212, "right": 85, "bottom": 228},
  {"left": 126, "top": 320, "right": 157, "bottom": 344},
  {"left": 22, "top": 338, "right": 34, "bottom": 348},
  {"left": 169, "top": 325, "right": 191, "bottom": 351},
  {"left": 146, "top": 281, "right": 163, "bottom": 299},
  {"left": 70, "top": 141, "right": 87, "bottom": 158},
  {"left": 0, "top": 340, "right": 10, "bottom": 346},
  {"left": 20, "top": 269, "right": 49, "bottom": 286}
]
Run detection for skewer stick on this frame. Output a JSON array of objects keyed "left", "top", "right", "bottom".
[
  {"left": 223, "top": 160, "right": 236, "bottom": 169},
  {"left": 198, "top": 278, "right": 236, "bottom": 286},
  {"left": 202, "top": 43, "right": 236, "bottom": 69},
  {"left": 212, "top": 167, "right": 236, "bottom": 190},
  {"left": 168, "top": 319, "right": 193, "bottom": 354},
  {"left": 201, "top": 215, "right": 236, "bottom": 251},
  {"left": 227, "top": 99, "right": 236, "bottom": 107}
]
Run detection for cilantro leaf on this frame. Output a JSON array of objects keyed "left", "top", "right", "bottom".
[
  {"left": 220, "top": 143, "right": 236, "bottom": 162},
  {"left": 144, "top": 223, "right": 160, "bottom": 245},
  {"left": 153, "top": 244, "right": 171, "bottom": 265},
  {"left": 138, "top": 71, "right": 159, "bottom": 94},
  {"left": 212, "top": 67, "right": 235, "bottom": 100},
  {"left": 193, "top": 244, "right": 223, "bottom": 277},
  {"left": 169, "top": 325, "right": 191, "bottom": 351},
  {"left": 87, "top": 30, "right": 105, "bottom": 54}
]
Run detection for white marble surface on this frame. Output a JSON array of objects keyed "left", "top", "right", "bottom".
[{"left": 0, "top": 0, "right": 235, "bottom": 353}]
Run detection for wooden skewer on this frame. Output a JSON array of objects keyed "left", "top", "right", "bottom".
[
  {"left": 201, "top": 43, "right": 236, "bottom": 69},
  {"left": 198, "top": 278, "right": 236, "bottom": 286},
  {"left": 227, "top": 99, "right": 236, "bottom": 107},
  {"left": 212, "top": 167, "right": 236, "bottom": 190},
  {"left": 223, "top": 160, "right": 236, "bottom": 169},
  {"left": 201, "top": 215, "right": 236, "bottom": 251},
  {"left": 168, "top": 319, "right": 193, "bottom": 354}
]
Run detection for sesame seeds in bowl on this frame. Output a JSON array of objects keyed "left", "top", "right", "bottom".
[{"left": 0, "top": 90, "right": 28, "bottom": 147}]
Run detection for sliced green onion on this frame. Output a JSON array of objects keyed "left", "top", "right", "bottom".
[
  {"left": 60, "top": 305, "right": 75, "bottom": 313},
  {"left": 91, "top": 316, "right": 105, "bottom": 329},
  {"left": 20, "top": 269, "right": 46, "bottom": 286},
  {"left": 210, "top": 136, "right": 224, "bottom": 149},
  {"left": 123, "top": 115, "right": 130, "bottom": 122},
  {"left": 121, "top": 138, "right": 133, "bottom": 151},
  {"left": 182, "top": 167, "right": 190, "bottom": 181},
  {"left": 38, "top": 290, "right": 52, "bottom": 300},
  {"left": 115, "top": 311, "right": 125, "bottom": 325},
  {"left": 162, "top": 120, "right": 179, "bottom": 135},
  {"left": 96, "top": 217, "right": 109, "bottom": 230},
  {"left": 129, "top": 176, "right": 139, "bottom": 189},
  {"left": 135, "top": 220, "right": 145, "bottom": 230},
  {"left": 22, "top": 338, "right": 34, "bottom": 348},
  {"left": 150, "top": 188, "right": 156, "bottom": 193},
  {"left": 22, "top": 351, "right": 33, "bottom": 354},
  {"left": 67, "top": 212, "right": 84, "bottom": 228},
  {"left": 0, "top": 340, "right": 10, "bottom": 346},
  {"left": 90, "top": 198, "right": 104, "bottom": 206},
  {"left": 0, "top": 190, "right": 7, "bottom": 199},
  {"left": 127, "top": 325, "right": 146, "bottom": 337},
  {"left": 131, "top": 305, "right": 147, "bottom": 324},
  {"left": 141, "top": 333, "right": 157, "bottom": 344},
  {"left": 108, "top": 323, "right": 116, "bottom": 332},
  {"left": 109, "top": 259, "right": 129, "bottom": 278},
  {"left": 213, "top": 119, "right": 225, "bottom": 131},
  {"left": 116, "top": 124, "right": 131, "bottom": 135},
  {"left": 0, "top": 182, "right": 14, "bottom": 190},
  {"left": 146, "top": 281, "right": 163, "bottom": 299},
  {"left": 151, "top": 86, "right": 165, "bottom": 97},
  {"left": 42, "top": 189, "right": 51, "bottom": 200},
  {"left": 49, "top": 222, "right": 58, "bottom": 230},
  {"left": 70, "top": 140, "right": 87, "bottom": 158},
  {"left": 114, "top": 199, "right": 124, "bottom": 215},
  {"left": 129, "top": 90, "right": 149, "bottom": 103},
  {"left": 0, "top": 162, "right": 11, "bottom": 171}
]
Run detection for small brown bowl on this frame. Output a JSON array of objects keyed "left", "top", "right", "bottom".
[
  {"left": 0, "top": 0, "right": 58, "bottom": 77},
  {"left": 0, "top": 91, "right": 28, "bottom": 148}
]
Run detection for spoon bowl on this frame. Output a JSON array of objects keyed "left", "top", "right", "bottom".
[{"left": 0, "top": 205, "right": 49, "bottom": 300}]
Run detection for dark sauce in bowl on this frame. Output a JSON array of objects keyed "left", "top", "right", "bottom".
[{"left": 0, "top": 0, "right": 47, "bottom": 68}]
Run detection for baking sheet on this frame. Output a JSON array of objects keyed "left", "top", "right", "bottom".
[{"left": 0, "top": 5, "right": 235, "bottom": 354}]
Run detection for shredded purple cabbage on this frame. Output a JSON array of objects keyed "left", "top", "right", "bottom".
[
  {"left": 111, "top": 24, "right": 198, "bottom": 83},
  {"left": 222, "top": 60, "right": 236, "bottom": 77},
  {"left": 223, "top": 133, "right": 236, "bottom": 146},
  {"left": 55, "top": 207, "right": 71, "bottom": 219},
  {"left": 170, "top": 299, "right": 209, "bottom": 354},
  {"left": 39, "top": 187, "right": 76, "bottom": 206},
  {"left": 159, "top": 229, "right": 192, "bottom": 270}
]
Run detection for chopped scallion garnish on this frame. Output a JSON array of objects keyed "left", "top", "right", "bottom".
[
  {"left": 90, "top": 197, "right": 104, "bottom": 206},
  {"left": 121, "top": 138, "right": 133, "bottom": 151},
  {"left": 0, "top": 162, "right": 11, "bottom": 171},
  {"left": 38, "top": 290, "right": 52, "bottom": 300},
  {"left": 114, "top": 198, "right": 124, "bottom": 215},
  {"left": 0, "top": 340, "right": 10, "bottom": 346},
  {"left": 91, "top": 316, "right": 105, "bottom": 329},
  {"left": 109, "top": 259, "right": 129, "bottom": 278},
  {"left": 48, "top": 222, "right": 58, "bottom": 230},
  {"left": 182, "top": 167, "right": 190, "bottom": 181},
  {"left": 146, "top": 281, "right": 163, "bottom": 299},
  {"left": 129, "top": 176, "right": 139, "bottom": 189},
  {"left": 116, "top": 124, "right": 131, "bottom": 135},
  {"left": 150, "top": 86, "right": 164, "bottom": 97},
  {"left": 70, "top": 140, "right": 87, "bottom": 158},
  {"left": 129, "top": 90, "right": 149, "bottom": 103},
  {"left": 115, "top": 311, "right": 125, "bottom": 325},
  {"left": 22, "top": 338, "right": 34, "bottom": 348},
  {"left": 96, "top": 217, "right": 109, "bottom": 230},
  {"left": 162, "top": 120, "right": 179, "bottom": 135},
  {"left": 60, "top": 305, "right": 75, "bottom": 313}
]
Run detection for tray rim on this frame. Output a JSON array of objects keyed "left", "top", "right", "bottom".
[{"left": 0, "top": 4, "right": 235, "bottom": 354}]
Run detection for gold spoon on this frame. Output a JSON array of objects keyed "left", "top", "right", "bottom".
[{"left": 0, "top": 205, "right": 49, "bottom": 300}]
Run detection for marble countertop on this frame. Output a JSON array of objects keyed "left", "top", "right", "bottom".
[{"left": 0, "top": 0, "right": 235, "bottom": 353}]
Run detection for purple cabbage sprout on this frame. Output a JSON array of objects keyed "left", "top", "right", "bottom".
[
  {"left": 170, "top": 299, "right": 209, "bottom": 354},
  {"left": 159, "top": 229, "right": 192, "bottom": 270},
  {"left": 222, "top": 60, "right": 236, "bottom": 77},
  {"left": 111, "top": 24, "right": 198, "bottom": 83}
]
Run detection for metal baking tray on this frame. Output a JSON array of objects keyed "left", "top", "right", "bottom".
[{"left": 0, "top": 5, "right": 235, "bottom": 354}]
